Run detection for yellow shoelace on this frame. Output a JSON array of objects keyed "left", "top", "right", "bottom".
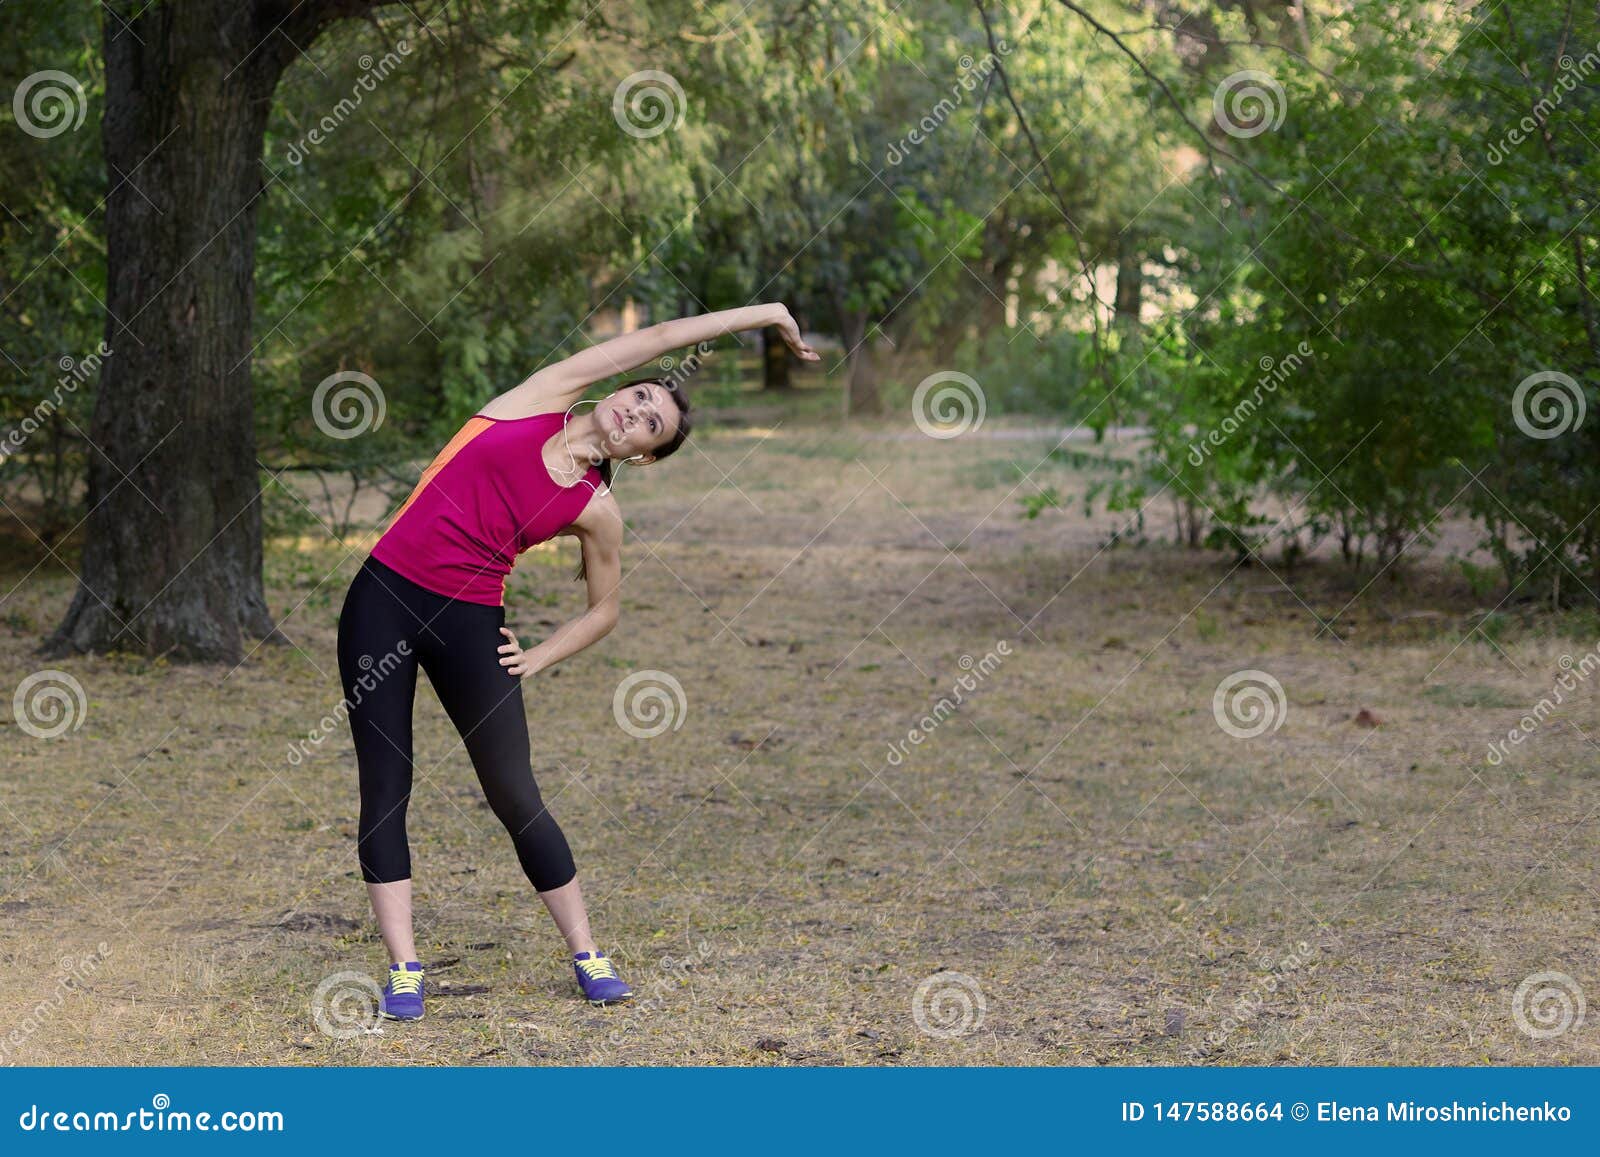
[
  {"left": 388, "top": 968, "right": 423, "bottom": 995},
  {"left": 577, "top": 956, "right": 618, "bottom": 980}
]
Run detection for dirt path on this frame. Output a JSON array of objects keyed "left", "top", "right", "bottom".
[{"left": 2, "top": 415, "right": 1596, "bottom": 1065}]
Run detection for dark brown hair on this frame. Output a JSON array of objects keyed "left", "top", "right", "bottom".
[{"left": 575, "top": 377, "right": 693, "bottom": 581}]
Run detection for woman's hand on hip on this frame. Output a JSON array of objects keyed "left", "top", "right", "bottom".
[{"left": 498, "top": 627, "right": 534, "bottom": 678}]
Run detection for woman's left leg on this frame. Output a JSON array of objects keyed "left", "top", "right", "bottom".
[
  {"left": 533, "top": 875, "right": 598, "bottom": 956},
  {"left": 416, "top": 599, "right": 599, "bottom": 955}
]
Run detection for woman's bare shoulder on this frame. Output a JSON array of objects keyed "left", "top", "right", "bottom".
[{"left": 564, "top": 484, "right": 622, "bottom": 538}]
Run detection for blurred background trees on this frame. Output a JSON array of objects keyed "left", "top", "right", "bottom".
[{"left": 2, "top": 0, "right": 1596, "bottom": 660}]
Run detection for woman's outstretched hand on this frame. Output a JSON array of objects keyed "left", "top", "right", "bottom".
[
  {"left": 498, "top": 626, "right": 534, "bottom": 678},
  {"left": 773, "top": 306, "right": 821, "bottom": 361}
]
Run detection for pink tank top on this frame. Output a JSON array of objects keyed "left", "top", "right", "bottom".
[{"left": 370, "top": 410, "right": 604, "bottom": 606}]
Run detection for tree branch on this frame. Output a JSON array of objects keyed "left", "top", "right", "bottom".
[
  {"left": 974, "top": 2, "right": 1110, "bottom": 385},
  {"left": 1048, "top": 0, "right": 1439, "bottom": 277}
]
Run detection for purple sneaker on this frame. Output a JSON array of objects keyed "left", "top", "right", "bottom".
[
  {"left": 380, "top": 961, "right": 425, "bottom": 1020},
  {"left": 573, "top": 951, "right": 633, "bottom": 1005}
]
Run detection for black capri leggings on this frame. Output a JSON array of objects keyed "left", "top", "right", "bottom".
[{"left": 336, "top": 555, "right": 577, "bottom": 891}]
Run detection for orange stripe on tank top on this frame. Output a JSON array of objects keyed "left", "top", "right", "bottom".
[{"left": 378, "top": 416, "right": 494, "bottom": 536}]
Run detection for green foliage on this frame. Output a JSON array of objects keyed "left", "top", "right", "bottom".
[
  {"left": 0, "top": 1, "right": 106, "bottom": 538},
  {"left": 1019, "top": 488, "right": 1061, "bottom": 520},
  {"left": 1068, "top": 0, "right": 1599, "bottom": 604},
  {"left": 4, "top": 0, "right": 1597, "bottom": 617}
]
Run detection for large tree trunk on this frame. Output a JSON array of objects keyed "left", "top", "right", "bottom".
[{"left": 44, "top": 1, "right": 372, "bottom": 663}]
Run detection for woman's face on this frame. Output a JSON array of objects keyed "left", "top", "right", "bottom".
[{"left": 598, "top": 381, "right": 681, "bottom": 463}]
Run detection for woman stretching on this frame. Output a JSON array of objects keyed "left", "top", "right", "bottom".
[{"left": 337, "top": 302, "right": 818, "bottom": 1018}]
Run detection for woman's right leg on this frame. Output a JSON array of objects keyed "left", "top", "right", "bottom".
[
  {"left": 336, "top": 558, "right": 423, "bottom": 965},
  {"left": 411, "top": 597, "right": 594, "bottom": 952}
]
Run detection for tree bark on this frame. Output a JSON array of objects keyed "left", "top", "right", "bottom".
[
  {"left": 836, "top": 307, "right": 881, "bottom": 416},
  {"left": 1114, "top": 231, "right": 1143, "bottom": 331},
  {"left": 976, "top": 226, "right": 1012, "bottom": 335},
  {"left": 761, "top": 325, "right": 791, "bottom": 390},
  {"left": 44, "top": 0, "right": 375, "bottom": 662}
]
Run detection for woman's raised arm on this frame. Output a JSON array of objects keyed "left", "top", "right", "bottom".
[{"left": 480, "top": 303, "right": 817, "bottom": 417}]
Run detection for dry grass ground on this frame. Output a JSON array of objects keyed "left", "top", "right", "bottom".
[{"left": 2, "top": 408, "right": 1598, "bottom": 1066}]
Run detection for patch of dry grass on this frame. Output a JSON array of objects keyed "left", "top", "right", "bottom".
[{"left": 2, "top": 413, "right": 1597, "bottom": 1066}]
